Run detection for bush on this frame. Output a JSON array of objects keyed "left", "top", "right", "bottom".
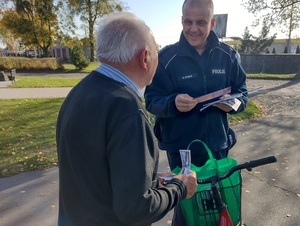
[
  {"left": 0, "top": 57, "right": 63, "bottom": 71},
  {"left": 70, "top": 45, "right": 90, "bottom": 70}
]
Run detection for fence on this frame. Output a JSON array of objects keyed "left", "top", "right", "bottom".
[{"left": 240, "top": 54, "right": 300, "bottom": 74}]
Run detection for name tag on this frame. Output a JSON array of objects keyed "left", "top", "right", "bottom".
[{"left": 178, "top": 73, "right": 198, "bottom": 81}]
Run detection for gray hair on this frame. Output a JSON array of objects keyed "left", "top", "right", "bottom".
[{"left": 96, "top": 12, "right": 156, "bottom": 64}]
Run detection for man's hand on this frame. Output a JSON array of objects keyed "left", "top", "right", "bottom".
[
  {"left": 174, "top": 171, "right": 197, "bottom": 199},
  {"left": 175, "top": 94, "right": 198, "bottom": 112},
  {"left": 213, "top": 94, "right": 233, "bottom": 112},
  {"left": 213, "top": 103, "right": 233, "bottom": 112}
]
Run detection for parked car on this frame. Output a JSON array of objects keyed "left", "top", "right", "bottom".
[{"left": 24, "top": 50, "right": 36, "bottom": 58}]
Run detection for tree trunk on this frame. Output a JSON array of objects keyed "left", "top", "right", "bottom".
[{"left": 89, "top": 24, "right": 94, "bottom": 62}]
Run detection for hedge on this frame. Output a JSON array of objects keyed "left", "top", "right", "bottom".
[{"left": 0, "top": 57, "right": 63, "bottom": 71}]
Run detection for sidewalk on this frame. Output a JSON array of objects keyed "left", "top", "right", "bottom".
[
  {"left": 0, "top": 81, "right": 12, "bottom": 88},
  {"left": 0, "top": 87, "right": 72, "bottom": 99},
  {"left": 0, "top": 77, "right": 299, "bottom": 226},
  {"left": 0, "top": 73, "right": 85, "bottom": 99}
]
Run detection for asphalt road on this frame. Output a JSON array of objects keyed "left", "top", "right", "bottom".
[{"left": 0, "top": 76, "right": 299, "bottom": 226}]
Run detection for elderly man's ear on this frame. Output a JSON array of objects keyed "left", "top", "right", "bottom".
[{"left": 138, "top": 48, "right": 150, "bottom": 71}]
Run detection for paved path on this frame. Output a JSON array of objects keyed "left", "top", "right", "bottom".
[
  {"left": 0, "top": 73, "right": 85, "bottom": 99},
  {"left": 0, "top": 87, "right": 72, "bottom": 99},
  {"left": 0, "top": 75, "right": 299, "bottom": 226}
]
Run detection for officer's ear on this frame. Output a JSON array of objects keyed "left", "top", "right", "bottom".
[{"left": 211, "top": 18, "right": 216, "bottom": 30}]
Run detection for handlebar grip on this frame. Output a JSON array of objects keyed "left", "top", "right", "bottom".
[
  {"left": 245, "top": 156, "right": 277, "bottom": 168},
  {"left": 197, "top": 156, "right": 277, "bottom": 184}
]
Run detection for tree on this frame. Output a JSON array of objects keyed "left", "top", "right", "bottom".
[
  {"left": 240, "top": 27, "right": 254, "bottom": 53},
  {"left": 242, "top": 0, "right": 300, "bottom": 53},
  {"left": 240, "top": 22, "right": 276, "bottom": 54},
  {"left": 251, "top": 19, "right": 276, "bottom": 54},
  {"left": 61, "top": 0, "right": 124, "bottom": 62},
  {"left": 70, "top": 42, "right": 90, "bottom": 69},
  {"left": 54, "top": 33, "right": 77, "bottom": 48},
  {"left": 55, "top": 0, "right": 77, "bottom": 45},
  {"left": 296, "top": 45, "right": 300, "bottom": 54},
  {"left": 0, "top": 0, "right": 59, "bottom": 57},
  {"left": 0, "top": 0, "right": 11, "bottom": 11}
]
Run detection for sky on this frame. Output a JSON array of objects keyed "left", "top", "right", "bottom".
[
  {"left": 0, "top": 0, "right": 292, "bottom": 49},
  {"left": 122, "top": 0, "right": 288, "bottom": 47}
]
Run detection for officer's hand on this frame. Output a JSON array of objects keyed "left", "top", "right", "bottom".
[
  {"left": 175, "top": 94, "right": 197, "bottom": 112},
  {"left": 213, "top": 94, "right": 233, "bottom": 112}
]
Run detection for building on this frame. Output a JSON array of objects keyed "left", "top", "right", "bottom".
[
  {"left": 267, "top": 39, "right": 300, "bottom": 53},
  {"left": 224, "top": 38, "right": 300, "bottom": 54},
  {"left": 52, "top": 44, "right": 71, "bottom": 62}
]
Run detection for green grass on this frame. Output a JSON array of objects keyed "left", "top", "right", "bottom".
[
  {"left": 63, "top": 62, "right": 99, "bottom": 73},
  {"left": 11, "top": 76, "right": 82, "bottom": 88},
  {"left": 0, "top": 98, "right": 64, "bottom": 177},
  {"left": 7, "top": 62, "right": 99, "bottom": 88},
  {"left": 247, "top": 73, "right": 297, "bottom": 80},
  {"left": 229, "top": 100, "right": 262, "bottom": 124},
  {"left": 0, "top": 98, "right": 260, "bottom": 177},
  {"left": 0, "top": 72, "right": 293, "bottom": 176},
  {"left": 7, "top": 72, "right": 297, "bottom": 89}
]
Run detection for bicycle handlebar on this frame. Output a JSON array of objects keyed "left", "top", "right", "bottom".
[
  {"left": 197, "top": 155, "right": 277, "bottom": 184},
  {"left": 243, "top": 155, "right": 277, "bottom": 168}
]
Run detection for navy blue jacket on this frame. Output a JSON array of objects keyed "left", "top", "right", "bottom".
[{"left": 144, "top": 31, "right": 248, "bottom": 154}]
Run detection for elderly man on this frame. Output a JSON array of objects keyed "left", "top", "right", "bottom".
[{"left": 56, "top": 12, "right": 197, "bottom": 226}]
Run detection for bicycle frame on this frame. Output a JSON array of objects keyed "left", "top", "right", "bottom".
[{"left": 197, "top": 156, "right": 277, "bottom": 226}]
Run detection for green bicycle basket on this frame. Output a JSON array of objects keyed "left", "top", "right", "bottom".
[{"left": 172, "top": 139, "right": 242, "bottom": 226}]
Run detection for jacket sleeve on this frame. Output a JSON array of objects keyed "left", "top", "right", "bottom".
[
  {"left": 229, "top": 51, "right": 248, "bottom": 114},
  {"left": 144, "top": 60, "right": 181, "bottom": 118},
  {"left": 108, "top": 98, "right": 186, "bottom": 225}
]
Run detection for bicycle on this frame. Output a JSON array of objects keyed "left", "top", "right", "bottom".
[{"left": 196, "top": 155, "right": 277, "bottom": 226}]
